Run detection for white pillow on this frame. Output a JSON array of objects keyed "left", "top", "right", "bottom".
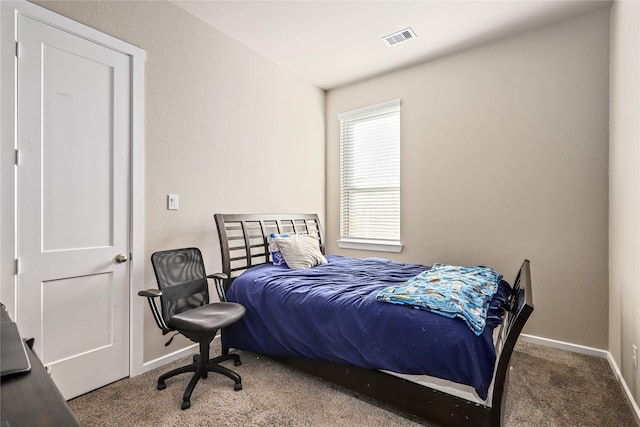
[{"left": 273, "top": 234, "right": 327, "bottom": 269}]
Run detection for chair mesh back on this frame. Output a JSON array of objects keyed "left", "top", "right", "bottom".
[{"left": 151, "top": 248, "right": 209, "bottom": 322}]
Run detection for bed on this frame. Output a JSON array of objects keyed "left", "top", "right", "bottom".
[{"left": 213, "top": 213, "right": 534, "bottom": 427}]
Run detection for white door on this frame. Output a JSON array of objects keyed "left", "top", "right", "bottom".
[{"left": 16, "top": 14, "right": 131, "bottom": 399}]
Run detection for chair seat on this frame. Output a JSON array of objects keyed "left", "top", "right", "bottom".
[{"left": 169, "top": 302, "right": 245, "bottom": 333}]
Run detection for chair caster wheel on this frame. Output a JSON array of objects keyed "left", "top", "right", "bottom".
[
  {"left": 157, "top": 382, "right": 166, "bottom": 390},
  {"left": 181, "top": 400, "right": 191, "bottom": 410},
  {"left": 234, "top": 383, "right": 242, "bottom": 391},
  {"left": 234, "top": 359, "right": 242, "bottom": 366}
]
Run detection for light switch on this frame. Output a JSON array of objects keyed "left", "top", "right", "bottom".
[{"left": 167, "top": 194, "right": 179, "bottom": 210}]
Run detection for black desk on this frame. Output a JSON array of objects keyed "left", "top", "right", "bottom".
[{"left": 0, "top": 307, "right": 80, "bottom": 427}]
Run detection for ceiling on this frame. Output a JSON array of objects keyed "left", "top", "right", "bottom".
[{"left": 170, "top": 0, "right": 611, "bottom": 90}]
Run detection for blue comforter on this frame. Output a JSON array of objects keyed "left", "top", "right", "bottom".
[{"left": 223, "top": 255, "right": 512, "bottom": 399}]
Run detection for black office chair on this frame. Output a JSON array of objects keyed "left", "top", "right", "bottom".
[{"left": 139, "top": 247, "right": 245, "bottom": 410}]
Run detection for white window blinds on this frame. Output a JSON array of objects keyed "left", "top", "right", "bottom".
[{"left": 338, "top": 100, "right": 401, "bottom": 249}]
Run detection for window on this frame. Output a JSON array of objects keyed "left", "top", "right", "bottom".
[{"left": 338, "top": 99, "right": 402, "bottom": 252}]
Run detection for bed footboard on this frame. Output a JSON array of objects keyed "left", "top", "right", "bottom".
[{"left": 490, "top": 259, "right": 534, "bottom": 425}]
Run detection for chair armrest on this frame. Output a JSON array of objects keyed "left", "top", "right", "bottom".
[
  {"left": 207, "top": 273, "right": 228, "bottom": 280},
  {"left": 137, "top": 288, "right": 170, "bottom": 333},
  {"left": 138, "top": 289, "right": 162, "bottom": 298},
  {"left": 207, "top": 273, "right": 229, "bottom": 302}
]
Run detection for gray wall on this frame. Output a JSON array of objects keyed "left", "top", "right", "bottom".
[
  {"left": 327, "top": 9, "right": 611, "bottom": 349},
  {"left": 609, "top": 0, "right": 640, "bottom": 407},
  {"left": 33, "top": 0, "right": 326, "bottom": 362}
]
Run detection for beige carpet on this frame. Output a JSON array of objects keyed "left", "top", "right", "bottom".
[{"left": 68, "top": 340, "right": 638, "bottom": 426}]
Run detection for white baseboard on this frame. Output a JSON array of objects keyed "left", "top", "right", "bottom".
[
  {"left": 607, "top": 351, "right": 640, "bottom": 425},
  {"left": 521, "top": 334, "right": 640, "bottom": 424},
  {"left": 139, "top": 343, "right": 198, "bottom": 374},
  {"left": 134, "top": 333, "right": 226, "bottom": 375},
  {"left": 520, "top": 334, "right": 608, "bottom": 358}
]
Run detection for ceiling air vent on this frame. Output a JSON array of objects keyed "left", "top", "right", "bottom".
[{"left": 382, "top": 27, "right": 417, "bottom": 47}]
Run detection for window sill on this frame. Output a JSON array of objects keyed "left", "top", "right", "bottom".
[{"left": 337, "top": 239, "right": 404, "bottom": 253}]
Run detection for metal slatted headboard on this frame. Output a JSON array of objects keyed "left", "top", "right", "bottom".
[{"left": 214, "top": 213, "right": 324, "bottom": 289}]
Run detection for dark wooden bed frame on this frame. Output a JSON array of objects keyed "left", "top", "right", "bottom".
[{"left": 213, "top": 213, "right": 534, "bottom": 427}]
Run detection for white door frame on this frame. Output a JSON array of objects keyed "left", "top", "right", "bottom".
[{"left": 0, "top": 0, "right": 147, "bottom": 377}]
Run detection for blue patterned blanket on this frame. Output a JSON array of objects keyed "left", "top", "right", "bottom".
[{"left": 376, "top": 264, "right": 502, "bottom": 335}]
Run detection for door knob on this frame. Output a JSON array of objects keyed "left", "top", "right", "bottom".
[{"left": 115, "top": 253, "right": 128, "bottom": 263}]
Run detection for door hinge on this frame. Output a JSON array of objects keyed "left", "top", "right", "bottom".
[
  {"left": 15, "top": 41, "right": 19, "bottom": 58},
  {"left": 14, "top": 258, "right": 19, "bottom": 275},
  {"left": 15, "top": 149, "right": 20, "bottom": 166}
]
